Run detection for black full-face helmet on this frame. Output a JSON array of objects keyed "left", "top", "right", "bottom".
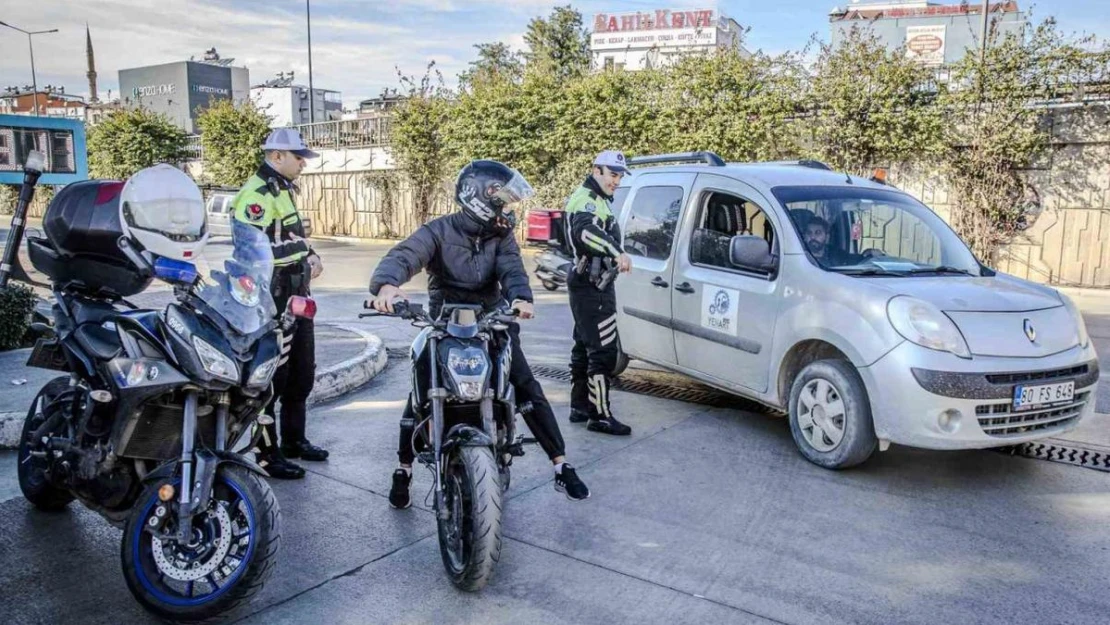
[{"left": 454, "top": 160, "right": 534, "bottom": 232}]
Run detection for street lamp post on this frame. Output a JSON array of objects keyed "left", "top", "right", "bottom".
[
  {"left": 306, "top": 0, "right": 315, "bottom": 124},
  {"left": 0, "top": 21, "right": 59, "bottom": 116}
]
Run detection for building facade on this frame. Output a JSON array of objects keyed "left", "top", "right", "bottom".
[
  {"left": 0, "top": 89, "right": 87, "bottom": 119},
  {"left": 118, "top": 56, "right": 249, "bottom": 134},
  {"left": 250, "top": 73, "right": 341, "bottom": 127},
  {"left": 589, "top": 7, "right": 749, "bottom": 71},
  {"left": 829, "top": 1, "right": 1025, "bottom": 67}
]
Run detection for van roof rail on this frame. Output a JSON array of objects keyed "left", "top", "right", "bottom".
[
  {"left": 757, "top": 159, "right": 833, "bottom": 171},
  {"left": 627, "top": 151, "right": 726, "bottom": 168}
]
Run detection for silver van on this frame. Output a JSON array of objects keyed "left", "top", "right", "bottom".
[{"left": 612, "top": 153, "right": 1098, "bottom": 469}]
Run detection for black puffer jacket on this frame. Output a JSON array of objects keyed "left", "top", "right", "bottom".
[{"left": 369, "top": 212, "right": 533, "bottom": 317}]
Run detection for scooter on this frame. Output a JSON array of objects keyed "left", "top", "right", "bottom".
[{"left": 534, "top": 248, "right": 573, "bottom": 291}]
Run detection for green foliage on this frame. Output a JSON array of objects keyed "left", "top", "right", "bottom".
[
  {"left": 390, "top": 63, "right": 454, "bottom": 225},
  {"left": 363, "top": 170, "right": 403, "bottom": 238},
  {"left": 806, "top": 30, "right": 945, "bottom": 174},
  {"left": 87, "top": 108, "right": 190, "bottom": 179},
  {"left": 0, "top": 283, "right": 36, "bottom": 351},
  {"left": 459, "top": 42, "right": 525, "bottom": 90},
  {"left": 523, "top": 5, "right": 590, "bottom": 82},
  {"left": 0, "top": 184, "right": 15, "bottom": 216},
  {"left": 196, "top": 99, "right": 273, "bottom": 186},
  {"left": 939, "top": 17, "right": 1110, "bottom": 261}
]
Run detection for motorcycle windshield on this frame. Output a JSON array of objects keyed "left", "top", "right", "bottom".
[{"left": 193, "top": 220, "right": 277, "bottom": 336}]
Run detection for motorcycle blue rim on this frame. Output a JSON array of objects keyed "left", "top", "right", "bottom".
[{"left": 132, "top": 475, "right": 257, "bottom": 607}]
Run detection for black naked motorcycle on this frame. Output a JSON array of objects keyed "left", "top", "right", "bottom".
[
  {"left": 3, "top": 153, "right": 311, "bottom": 623},
  {"left": 361, "top": 300, "right": 526, "bottom": 591}
]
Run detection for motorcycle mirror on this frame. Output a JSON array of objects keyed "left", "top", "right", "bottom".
[
  {"left": 288, "top": 295, "right": 317, "bottom": 320},
  {"left": 23, "top": 150, "right": 45, "bottom": 174}
]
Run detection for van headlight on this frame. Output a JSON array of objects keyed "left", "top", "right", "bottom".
[
  {"left": 447, "top": 347, "right": 489, "bottom": 401},
  {"left": 248, "top": 356, "right": 280, "bottom": 387},
  {"left": 887, "top": 296, "right": 971, "bottom": 359},
  {"left": 1059, "top": 293, "right": 1090, "bottom": 348},
  {"left": 192, "top": 336, "right": 240, "bottom": 382}
]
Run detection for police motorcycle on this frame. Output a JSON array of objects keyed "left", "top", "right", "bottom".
[
  {"left": 4, "top": 155, "right": 310, "bottom": 623},
  {"left": 361, "top": 299, "right": 527, "bottom": 591}
]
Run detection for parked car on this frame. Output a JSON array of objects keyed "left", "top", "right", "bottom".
[
  {"left": 613, "top": 152, "right": 1098, "bottom": 469},
  {"left": 204, "top": 188, "right": 313, "bottom": 238}
]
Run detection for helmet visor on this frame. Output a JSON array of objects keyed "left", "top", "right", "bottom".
[{"left": 490, "top": 170, "right": 534, "bottom": 207}]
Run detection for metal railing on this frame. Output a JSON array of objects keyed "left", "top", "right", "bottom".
[{"left": 291, "top": 117, "right": 392, "bottom": 150}]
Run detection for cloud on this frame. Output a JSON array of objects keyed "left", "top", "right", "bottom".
[{"left": 0, "top": 0, "right": 531, "bottom": 110}]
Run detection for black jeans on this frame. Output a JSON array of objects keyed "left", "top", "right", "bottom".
[
  {"left": 568, "top": 274, "right": 619, "bottom": 417},
  {"left": 397, "top": 323, "right": 566, "bottom": 463}
]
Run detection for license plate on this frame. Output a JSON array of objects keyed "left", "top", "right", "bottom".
[{"left": 1013, "top": 381, "right": 1075, "bottom": 411}]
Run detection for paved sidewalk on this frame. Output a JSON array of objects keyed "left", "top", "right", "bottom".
[{"left": 0, "top": 323, "right": 387, "bottom": 449}]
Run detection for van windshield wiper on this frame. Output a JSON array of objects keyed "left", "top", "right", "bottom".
[
  {"left": 905, "top": 265, "right": 975, "bottom": 276},
  {"left": 833, "top": 267, "right": 905, "bottom": 277}
]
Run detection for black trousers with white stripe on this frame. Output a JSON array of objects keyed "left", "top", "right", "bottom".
[
  {"left": 568, "top": 273, "right": 619, "bottom": 418},
  {"left": 263, "top": 315, "right": 316, "bottom": 449}
]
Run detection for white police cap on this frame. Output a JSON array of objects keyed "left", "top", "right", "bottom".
[
  {"left": 593, "top": 150, "right": 631, "bottom": 175},
  {"left": 262, "top": 128, "right": 319, "bottom": 158}
]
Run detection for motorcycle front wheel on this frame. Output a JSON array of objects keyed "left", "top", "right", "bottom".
[
  {"left": 121, "top": 464, "right": 281, "bottom": 624},
  {"left": 437, "top": 445, "right": 503, "bottom": 592}
]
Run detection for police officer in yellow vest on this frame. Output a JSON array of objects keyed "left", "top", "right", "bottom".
[{"left": 231, "top": 128, "right": 328, "bottom": 479}]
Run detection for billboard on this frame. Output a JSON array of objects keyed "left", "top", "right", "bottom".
[
  {"left": 591, "top": 8, "right": 718, "bottom": 51},
  {"left": 905, "top": 24, "right": 946, "bottom": 66},
  {"left": 0, "top": 114, "right": 88, "bottom": 185}
]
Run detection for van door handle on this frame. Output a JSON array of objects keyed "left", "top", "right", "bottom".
[
  {"left": 651, "top": 277, "right": 669, "bottom": 288},
  {"left": 674, "top": 282, "right": 695, "bottom": 294}
]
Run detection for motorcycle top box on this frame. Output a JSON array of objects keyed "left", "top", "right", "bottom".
[{"left": 28, "top": 179, "right": 163, "bottom": 297}]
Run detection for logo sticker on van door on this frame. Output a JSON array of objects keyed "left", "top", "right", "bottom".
[{"left": 702, "top": 286, "right": 740, "bottom": 334}]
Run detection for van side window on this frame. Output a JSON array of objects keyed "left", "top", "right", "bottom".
[
  {"left": 622, "top": 186, "right": 684, "bottom": 261},
  {"left": 690, "top": 191, "right": 775, "bottom": 271},
  {"left": 610, "top": 186, "right": 630, "bottom": 219}
]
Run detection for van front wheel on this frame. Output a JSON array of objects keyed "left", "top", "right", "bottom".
[{"left": 788, "top": 359, "right": 877, "bottom": 469}]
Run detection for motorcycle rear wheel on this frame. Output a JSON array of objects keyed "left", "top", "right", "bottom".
[
  {"left": 121, "top": 464, "right": 281, "bottom": 624},
  {"left": 437, "top": 446, "right": 503, "bottom": 592},
  {"left": 17, "top": 376, "right": 75, "bottom": 511}
]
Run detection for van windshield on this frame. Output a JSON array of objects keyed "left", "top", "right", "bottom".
[{"left": 771, "top": 186, "right": 982, "bottom": 277}]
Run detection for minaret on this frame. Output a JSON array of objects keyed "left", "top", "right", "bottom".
[{"left": 86, "top": 24, "right": 99, "bottom": 104}]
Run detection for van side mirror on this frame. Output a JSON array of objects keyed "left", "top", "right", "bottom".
[{"left": 729, "top": 235, "right": 776, "bottom": 273}]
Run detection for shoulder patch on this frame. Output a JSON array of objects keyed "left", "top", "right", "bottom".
[
  {"left": 247, "top": 203, "right": 266, "bottom": 222},
  {"left": 583, "top": 202, "right": 597, "bottom": 213}
]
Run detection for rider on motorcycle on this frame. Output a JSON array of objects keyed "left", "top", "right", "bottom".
[{"left": 368, "top": 160, "right": 591, "bottom": 506}]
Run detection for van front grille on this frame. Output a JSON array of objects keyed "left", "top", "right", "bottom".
[{"left": 975, "top": 392, "right": 1089, "bottom": 438}]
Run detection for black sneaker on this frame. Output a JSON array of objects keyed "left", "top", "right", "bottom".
[
  {"left": 389, "top": 469, "right": 412, "bottom": 509},
  {"left": 281, "top": 439, "right": 330, "bottom": 461},
  {"left": 257, "top": 455, "right": 306, "bottom": 480},
  {"left": 587, "top": 416, "right": 632, "bottom": 436},
  {"left": 568, "top": 409, "right": 593, "bottom": 424},
  {"left": 554, "top": 465, "right": 590, "bottom": 501}
]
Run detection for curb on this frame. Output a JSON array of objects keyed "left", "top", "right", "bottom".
[{"left": 0, "top": 324, "right": 388, "bottom": 450}]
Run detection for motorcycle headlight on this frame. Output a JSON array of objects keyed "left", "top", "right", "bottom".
[
  {"left": 1058, "top": 292, "right": 1091, "bottom": 348},
  {"left": 248, "top": 356, "right": 280, "bottom": 387},
  {"left": 447, "top": 347, "right": 489, "bottom": 401},
  {"left": 192, "top": 336, "right": 240, "bottom": 382},
  {"left": 887, "top": 296, "right": 971, "bottom": 359}
]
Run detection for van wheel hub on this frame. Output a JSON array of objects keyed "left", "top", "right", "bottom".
[{"left": 798, "top": 378, "right": 846, "bottom": 453}]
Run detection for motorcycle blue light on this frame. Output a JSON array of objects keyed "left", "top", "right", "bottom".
[{"left": 153, "top": 257, "right": 199, "bottom": 285}]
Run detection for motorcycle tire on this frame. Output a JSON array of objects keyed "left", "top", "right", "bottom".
[
  {"left": 541, "top": 280, "right": 560, "bottom": 291},
  {"left": 437, "top": 446, "right": 503, "bottom": 592},
  {"left": 17, "top": 376, "right": 75, "bottom": 511},
  {"left": 121, "top": 464, "right": 281, "bottom": 624}
]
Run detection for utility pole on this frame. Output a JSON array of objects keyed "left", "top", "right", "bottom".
[
  {"left": 979, "top": 0, "right": 991, "bottom": 63},
  {"left": 0, "top": 21, "right": 59, "bottom": 116},
  {"left": 306, "top": 0, "right": 315, "bottom": 124}
]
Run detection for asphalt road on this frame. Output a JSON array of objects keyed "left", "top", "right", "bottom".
[{"left": 1, "top": 235, "right": 1110, "bottom": 624}]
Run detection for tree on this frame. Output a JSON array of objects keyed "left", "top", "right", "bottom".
[
  {"left": 390, "top": 62, "right": 455, "bottom": 225},
  {"left": 937, "top": 18, "right": 1110, "bottom": 263},
  {"left": 86, "top": 108, "right": 190, "bottom": 179},
  {"left": 459, "top": 42, "right": 524, "bottom": 90},
  {"left": 523, "top": 5, "right": 590, "bottom": 82},
  {"left": 805, "top": 30, "right": 944, "bottom": 174},
  {"left": 195, "top": 99, "right": 273, "bottom": 186}
]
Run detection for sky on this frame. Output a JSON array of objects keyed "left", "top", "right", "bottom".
[{"left": 1, "top": 1, "right": 1107, "bottom": 112}]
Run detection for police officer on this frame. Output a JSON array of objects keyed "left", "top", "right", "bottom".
[
  {"left": 564, "top": 151, "right": 633, "bottom": 435},
  {"left": 231, "top": 128, "right": 329, "bottom": 480}
]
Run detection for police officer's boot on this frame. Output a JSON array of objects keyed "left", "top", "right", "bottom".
[
  {"left": 586, "top": 374, "right": 631, "bottom": 436},
  {"left": 569, "top": 375, "right": 594, "bottom": 423},
  {"left": 256, "top": 422, "right": 306, "bottom": 480}
]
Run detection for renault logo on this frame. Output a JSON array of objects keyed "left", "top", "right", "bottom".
[{"left": 1023, "top": 319, "right": 1036, "bottom": 343}]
